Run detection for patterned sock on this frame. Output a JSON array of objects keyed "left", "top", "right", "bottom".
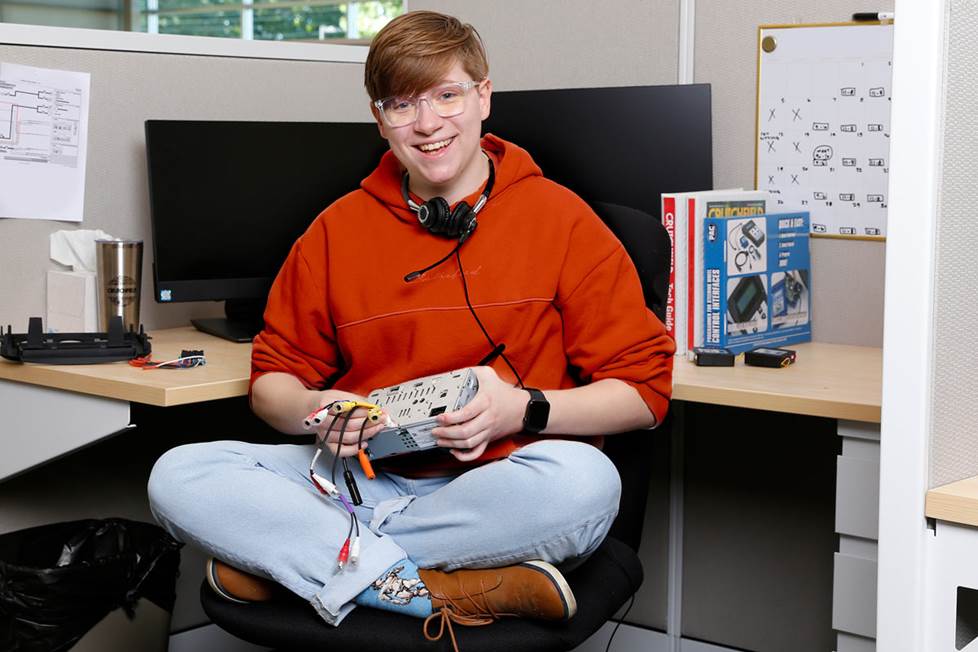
[{"left": 354, "top": 559, "right": 432, "bottom": 619}]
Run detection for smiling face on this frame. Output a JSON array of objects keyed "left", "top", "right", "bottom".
[{"left": 374, "top": 60, "right": 492, "bottom": 205}]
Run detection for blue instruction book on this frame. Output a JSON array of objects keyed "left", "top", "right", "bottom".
[{"left": 702, "top": 211, "right": 812, "bottom": 354}]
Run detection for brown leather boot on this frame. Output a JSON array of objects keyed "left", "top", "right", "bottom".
[
  {"left": 419, "top": 560, "right": 577, "bottom": 622},
  {"left": 206, "top": 558, "right": 278, "bottom": 604}
]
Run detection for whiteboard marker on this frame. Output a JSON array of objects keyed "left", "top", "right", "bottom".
[{"left": 852, "top": 12, "right": 894, "bottom": 21}]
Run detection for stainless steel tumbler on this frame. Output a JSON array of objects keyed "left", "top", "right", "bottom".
[{"left": 96, "top": 239, "right": 143, "bottom": 331}]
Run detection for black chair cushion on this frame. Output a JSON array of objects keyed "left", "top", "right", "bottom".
[
  {"left": 588, "top": 201, "right": 671, "bottom": 324},
  {"left": 201, "top": 536, "right": 642, "bottom": 652}
]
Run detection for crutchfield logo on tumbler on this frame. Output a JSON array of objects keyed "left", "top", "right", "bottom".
[{"left": 106, "top": 275, "right": 137, "bottom": 307}]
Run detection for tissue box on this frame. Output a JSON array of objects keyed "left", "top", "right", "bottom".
[{"left": 47, "top": 270, "right": 97, "bottom": 333}]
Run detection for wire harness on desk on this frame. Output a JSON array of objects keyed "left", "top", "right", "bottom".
[{"left": 129, "top": 349, "right": 205, "bottom": 369}]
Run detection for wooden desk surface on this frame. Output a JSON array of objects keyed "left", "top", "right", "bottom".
[
  {"left": 0, "top": 329, "right": 883, "bottom": 420},
  {"left": 926, "top": 477, "right": 978, "bottom": 528},
  {"left": 672, "top": 342, "right": 882, "bottom": 423},
  {"left": 0, "top": 327, "right": 251, "bottom": 407}
]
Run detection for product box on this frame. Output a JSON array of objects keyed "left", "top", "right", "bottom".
[
  {"left": 660, "top": 187, "right": 762, "bottom": 355},
  {"left": 687, "top": 191, "right": 769, "bottom": 352},
  {"left": 702, "top": 211, "right": 811, "bottom": 353}
]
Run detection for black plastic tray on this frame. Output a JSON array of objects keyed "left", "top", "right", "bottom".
[{"left": 1, "top": 317, "right": 151, "bottom": 364}]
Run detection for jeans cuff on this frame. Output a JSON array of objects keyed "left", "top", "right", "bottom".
[{"left": 311, "top": 534, "right": 407, "bottom": 626}]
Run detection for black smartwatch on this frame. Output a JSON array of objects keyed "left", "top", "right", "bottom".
[{"left": 522, "top": 387, "right": 550, "bottom": 434}]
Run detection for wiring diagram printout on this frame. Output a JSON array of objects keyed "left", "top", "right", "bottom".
[
  {"left": 0, "top": 62, "right": 91, "bottom": 222},
  {"left": 757, "top": 24, "right": 893, "bottom": 238}
]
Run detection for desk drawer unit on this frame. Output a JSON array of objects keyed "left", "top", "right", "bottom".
[
  {"left": 834, "top": 420, "right": 881, "bottom": 652},
  {"left": 0, "top": 380, "right": 131, "bottom": 482}
]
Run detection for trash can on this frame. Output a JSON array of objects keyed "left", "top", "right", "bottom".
[{"left": 0, "top": 518, "right": 182, "bottom": 652}]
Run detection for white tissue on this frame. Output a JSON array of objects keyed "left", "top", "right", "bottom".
[
  {"left": 47, "top": 229, "right": 115, "bottom": 332},
  {"left": 50, "top": 229, "right": 115, "bottom": 272}
]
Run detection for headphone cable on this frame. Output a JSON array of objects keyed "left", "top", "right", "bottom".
[
  {"left": 455, "top": 250, "right": 524, "bottom": 388},
  {"left": 404, "top": 238, "right": 466, "bottom": 282}
]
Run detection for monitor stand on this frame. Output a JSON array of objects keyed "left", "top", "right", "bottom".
[{"left": 191, "top": 298, "right": 265, "bottom": 343}]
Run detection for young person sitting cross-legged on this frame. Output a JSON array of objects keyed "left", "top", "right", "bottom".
[{"left": 148, "top": 9, "right": 674, "bottom": 647}]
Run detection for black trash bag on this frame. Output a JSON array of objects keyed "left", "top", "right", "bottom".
[{"left": 0, "top": 518, "right": 182, "bottom": 652}]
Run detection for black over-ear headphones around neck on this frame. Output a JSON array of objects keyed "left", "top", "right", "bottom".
[{"left": 401, "top": 155, "right": 495, "bottom": 245}]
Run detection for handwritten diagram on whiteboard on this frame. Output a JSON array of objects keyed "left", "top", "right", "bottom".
[
  {"left": 756, "top": 23, "right": 893, "bottom": 238},
  {"left": 0, "top": 62, "right": 91, "bottom": 222}
]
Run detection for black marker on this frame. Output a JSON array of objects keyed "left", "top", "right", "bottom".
[{"left": 853, "top": 12, "right": 894, "bottom": 21}]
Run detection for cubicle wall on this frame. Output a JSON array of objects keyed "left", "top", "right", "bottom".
[
  {"left": 0, "top": 34, "right": 371, "bottom": 332},
  {"left": 411, "top": 0, "right": 680, "bottom": 93},
  {"left": 878, "top": 1, "right": 978, "bottom": 647},
  {"left": 694, "top": 0, "right": 894, "bottom": 348},
  {"left": 929, "top": 0, "right": 978, "bottom": 490}
]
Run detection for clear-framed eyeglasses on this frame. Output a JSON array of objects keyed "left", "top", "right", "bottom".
[{"left": 374, "top": 80, "right": 484, "bottom": 128}]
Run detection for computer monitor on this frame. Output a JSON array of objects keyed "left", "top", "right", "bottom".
[
  {"left": 145, "top": 120, "right": 387, "bottom": 342},
  {"left": 145, "top": 85, "right": 712, "bottom": 343},
  {"left": 483, "top": 84, "right": 713, "bottom": 217}
]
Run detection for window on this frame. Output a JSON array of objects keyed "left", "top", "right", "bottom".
[
  {"left": 0, "top": 0, "right": 126, "bottom": 31},
  {"left": 0, "top": 0, "right": 404, "bottom": 43},
  {"left": 135, "top": 0, "right": 404, "bottom": 42}
]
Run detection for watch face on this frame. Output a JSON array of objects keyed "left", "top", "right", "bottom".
[{"left": 525, "top": 398, "right": 550, "bottom": 432}]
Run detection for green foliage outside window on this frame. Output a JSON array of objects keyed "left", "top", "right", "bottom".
[{"left": 133, "top": 0, "right": 403, "bottom": 41}]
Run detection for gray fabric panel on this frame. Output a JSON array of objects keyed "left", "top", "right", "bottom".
[
  {"left": 930, "top": 0, "right": 978, "bottom": 488},
  {"left": 0, "top": 43, "right": 368, "bottom": 330},
  {"left": 410, "top": 0, "right": 679, "bottom": 91}
]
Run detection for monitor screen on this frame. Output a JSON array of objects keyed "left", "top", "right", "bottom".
[
  {"left": 483, "top": 84, "right": 713, "bottom": 217},
  {"left": 145, "top": 120, "right": 387, "bottom": 306}
]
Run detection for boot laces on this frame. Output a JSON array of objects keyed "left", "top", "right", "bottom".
[{"left": 422, "top": 578, "right": 517, "bottom": 652}]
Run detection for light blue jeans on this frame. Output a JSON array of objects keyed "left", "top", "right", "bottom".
[{"left": 147, "top": 438, "right": 621, "bottom": 625}]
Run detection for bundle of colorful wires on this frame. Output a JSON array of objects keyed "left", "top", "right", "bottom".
[
  {"left": 307, "top": 405, "right": 374, "bottom": 569},
  {"left": 129, "top": 349, "right": 206, "bottom": 370}
]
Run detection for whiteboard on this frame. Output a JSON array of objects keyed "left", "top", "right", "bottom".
[{"left": 755, "top": 23, "right": 893, "bottom": 239}]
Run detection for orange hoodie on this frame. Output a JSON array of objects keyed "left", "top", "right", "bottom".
[{"left": 251, "top": 134, "right": 675, "bottom": 473}]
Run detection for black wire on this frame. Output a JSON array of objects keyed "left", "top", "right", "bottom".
[
  {"left": 357, "top": 419, "right": 369, "bottom": 452},
  {"left": 454, "top": 250, "right": 524, "bottom": 388},
  {"left": 331, "top": 411, "right": 355, "bottom": 484},
  {"left": 604, "top": 594, "right": 636, "bottom": 652},
  {"left": 318, "top": 410, "right": 360, "bottom": 552},
  {"left": 325, "top": 414, "right": 341, "bottom": 483},
  {"left": 336, "top": 417, "right": 359, "bottom": 546},
  {"left": 351, "top": 420, "right": 369, "bottom": 536},
  {"left": 317, "top": 414, "right": 341, "bottom": 473}
]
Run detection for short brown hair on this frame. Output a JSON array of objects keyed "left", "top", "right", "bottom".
[{"left": 364, "top": 11, "right": 488, "bottom": 102}]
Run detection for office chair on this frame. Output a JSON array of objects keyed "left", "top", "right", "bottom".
[{"left": 201, "top": 202, "right": 672, "bottom": 651}]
